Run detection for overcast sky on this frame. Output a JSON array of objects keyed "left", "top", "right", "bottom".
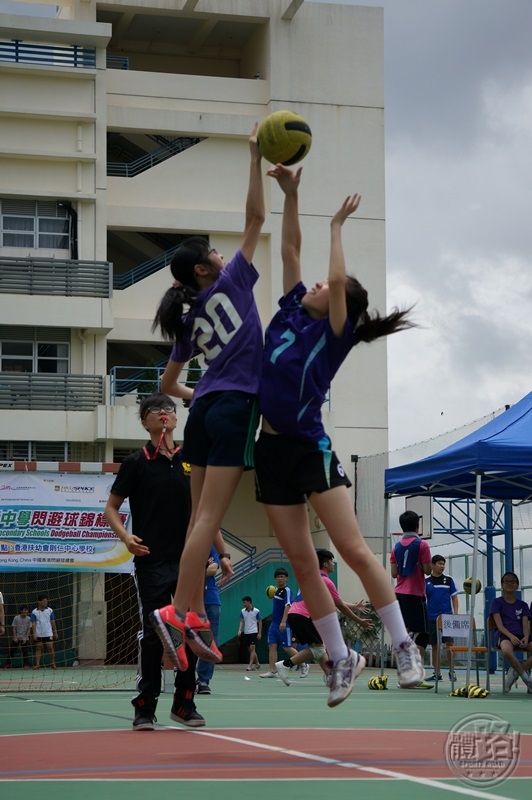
[
  {"left": 307, "top": 0, "right": 532, "bottom": 450},
  {"left": 3, "top": 1, "right": 532, "bottom": 452}
]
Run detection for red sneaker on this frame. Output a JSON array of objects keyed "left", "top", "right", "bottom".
[
  {"left": 51, "top": 664, "right": 58, "bottom": 670},
  {"left": 185, "top": 611, "right": 222, "bottom": 663},
  {"left": 150, "top": 606, "right": 188, "bottom": 671},
  {"left": 33, "top": 665, "right": 40, "bottom": 670}
]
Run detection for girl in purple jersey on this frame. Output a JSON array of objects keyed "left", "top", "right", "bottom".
[
  {"left": 150, "top": 125, "right": 265, "bottom": 672},
  {"left": 255, "top": 165, "right": 424, "bottom": 706},
  {"left": 490, "top": 572, "right": 532, "bottom": 691}
]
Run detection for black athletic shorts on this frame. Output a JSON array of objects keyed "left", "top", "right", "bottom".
[
  {"left": 182, "top": 390, "right": 259, "bottom": 468},
  {"left": 254, "top": 430, "right": 351, "bottom": 505},
  {"left": 396, "top": 593, "right": 429, "bottom": 635},
  {"left": 287, "top": 613, "right": 322, "bottom": 646},
  {"left": 428, "top": 618, "right": 454, "bottom": 646}
]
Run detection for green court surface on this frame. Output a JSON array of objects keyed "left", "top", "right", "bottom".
[{"left": 1, "top": 665, "right": 531, "bottom": 800}]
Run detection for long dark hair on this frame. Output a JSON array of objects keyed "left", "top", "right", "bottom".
[
  {"left": 345, "top": 276, "right": 415, "bottom": 344},
  {"left": 153, "top": 237, "right": 215, "bottom": 341}
]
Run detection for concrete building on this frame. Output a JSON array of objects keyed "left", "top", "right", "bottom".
[{"left": 0, "top": 0, "right": 387, "bottom": 560}]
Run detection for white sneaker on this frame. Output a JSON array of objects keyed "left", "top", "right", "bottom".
[
  {"left": 504, "top": 667, "right": 519, "bottom": 692},
  {"left": 300, "top": 663, "right": 310, "bottom": 678},
  {"left": 520, "top": 670, "right": 532, "bottom": 690},
  {"left": 260, "top": 670, "right": 277, "bottom": 678},
  {"left": 394, "top": 637, "right": 425, "bottom": 688},
  {"left": 275, "top": 660, "right": 291, "bottom": 686},
  {"left": 327, "top": 650, "right": 365, "bottom": 708}
]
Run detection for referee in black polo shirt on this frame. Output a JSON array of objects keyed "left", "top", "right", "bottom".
[{"left": 105, "top": 392, "right": 210, "bottom": 730}]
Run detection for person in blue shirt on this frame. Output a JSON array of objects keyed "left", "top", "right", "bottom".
[
  {"left": 260, "top": 567, "right": 299, "bottom": 679},
  {"left": 196, "top": 547, "right": 222, "bottom": 695},
  {"left": 425, "top": 555, "right": 459, "bottom": 681}
]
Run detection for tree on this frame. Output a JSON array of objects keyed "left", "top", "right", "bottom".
[{"left": 183, "top": 355, "right": 202, "bottom": 408}]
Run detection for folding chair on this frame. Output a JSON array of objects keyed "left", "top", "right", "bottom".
[{"left": 435, "top": 614, "right": 489, "bottom": 693}]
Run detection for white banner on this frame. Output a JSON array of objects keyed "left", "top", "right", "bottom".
[{"left": 0, "top": 472, "right": 133, "bottom": 573}]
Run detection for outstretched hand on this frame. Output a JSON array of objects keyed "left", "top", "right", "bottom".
[
  {"left": 266, "top": 163, "right": 302, "bottom": 195},
  {"left": 249, "top": 122, "right": 261, "bottom": 161},
  {"left": 331, "top": 193, "right": 361, "bottom": 226}
]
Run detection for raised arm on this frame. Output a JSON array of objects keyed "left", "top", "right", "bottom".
[
  {"left": 267, "top": 164, "right": 303, "bottom": 295},
  {"left": 159, "top": 359, "right": 193, "bottom": 401},
  {"left": 328, "top": 193, "right": 361, "bottom": 337},
  {"left": 240, "top": 123, "right": 266, "bottom": 264}
]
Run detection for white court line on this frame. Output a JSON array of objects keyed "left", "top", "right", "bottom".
[{"left": 187, "top": 728, "right": 519, "bottom": 800}]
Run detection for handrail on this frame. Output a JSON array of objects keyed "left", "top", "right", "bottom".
[
  {"left": 113, "top": 247, "right": 178, "bottom": 290},
  {"left": 110, "top": 363, "right": 205, "bottom": 403},
  {"left": 217, "top": 548, "right": 289, "bottom": 592},
  {"left": 107, "top": 137, "right": 203, "bottom": 178}
]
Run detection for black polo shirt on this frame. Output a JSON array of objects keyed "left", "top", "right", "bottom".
[{"left": 110, "top": 443, "right": 191, "bottom": 563}]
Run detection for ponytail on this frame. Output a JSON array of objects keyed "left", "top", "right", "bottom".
[
  {"left": 345, "top": 275, "right": 415, "bottom": 344},
  {"left": 354, "top": 307, "right": 415, "bottom": 344},
  {"left": 152, "top": 284, "right": 198, "bottom": 341},
  {"left": 152, "top": 236, "right": 211, "bottom": 340}
]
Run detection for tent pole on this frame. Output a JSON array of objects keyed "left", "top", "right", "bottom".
[
  {"left": 466, "top": 470, "right": 482, "bottom": 686},
  {"left": 380, "top": 497, "right": 390, "bottom": 677}
]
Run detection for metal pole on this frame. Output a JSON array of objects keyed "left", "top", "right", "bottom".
[
  {"left": 381, "top": 498, "right": 390, "bottom": 677},
  {"left": 466, "top": 471, "right": 482, "bottom": 686}
]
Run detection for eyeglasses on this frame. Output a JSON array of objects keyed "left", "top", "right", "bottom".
[
  {"left": 147, "top": 406, "right": 176, "bottom": 415},
  {"left": 208, "top": 248, "right": 218, "bottom": 256},
  {"left": 502, "top": 579, "right": 518, "bottom": 584}
]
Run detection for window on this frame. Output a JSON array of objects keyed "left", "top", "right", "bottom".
[
  {"left": 0, "top": 332, "right": 70, "bottom": 374},
  {"left": 1, "top": 200, "right": 70, "bottom": 250}
]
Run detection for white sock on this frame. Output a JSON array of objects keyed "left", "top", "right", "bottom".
[
  {"left": 313, "top": 612, "right": 349, "bottom": 663},
  {"left": 377, "top": 600, "right": 409, "bottom": 648}
]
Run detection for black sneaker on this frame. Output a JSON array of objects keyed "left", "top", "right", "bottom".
[
  {"left": 132, "top": 711, "right": 156, "bottom": 731},
  {"left": 170, "top": 700, "right": 206, "bottom": 728},
  {"left": 196, "top": 681, "right": 211, "bottom": 695}
]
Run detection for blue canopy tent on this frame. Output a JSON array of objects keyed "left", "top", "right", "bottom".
[{"left": 384, "top": 390, "right": 532, "bottom": 684}]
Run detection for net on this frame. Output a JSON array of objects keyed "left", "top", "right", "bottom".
[{"left": 0, "top": 570, "right": 139, "bottom": 691}]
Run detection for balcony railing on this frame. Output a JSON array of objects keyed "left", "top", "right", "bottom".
[
  {"left": 0, "top": 258, "right": 112, "bottom": 298},
  {"left": 110, "top": 364, "right": 204, "bottom": 403},
  {"left": 0, "top": 40, "right": 96, "bottom": 69},
  {"left": 0, "top": 374, "right": 103, "bottom": 411}
]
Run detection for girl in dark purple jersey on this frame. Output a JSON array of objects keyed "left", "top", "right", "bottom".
[
  {"left": 254, "top": 165, "right": 424, "bottom": 705},
  {"left": 490, "top": 572, "right": 532, "bottom": 690},
  {"left": 150, "top": 126, "right": 265, "bottom": 672}
]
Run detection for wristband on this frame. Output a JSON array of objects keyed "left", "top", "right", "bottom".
[{"left": 219, "top": 553, "right": 231, "bottom": 559}]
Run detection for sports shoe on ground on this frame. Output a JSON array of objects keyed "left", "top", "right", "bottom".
[
  {"left": 260, "top": 670, "right": 277, "bottom": 678},
  {"left": 448, "top": 671, "right": 457, "bottom": 682},
  {"left": 394, "top": 637, "right": 425, "bottom": 688},
  {"left": 251, "top": 664, "right": 261, "bottom": 670},
  {"left": 149, "top": 606, "right": 188, "bottom": 671},
  {"left": 411, "top": 680, "right": 434, "bottom": 690},
  {"left": 521, "top": 670, "right": 532, "bottom": 690},
  {"left": 33, "top": 665, "right": 40, "bottom": 670},
  {"left": 300, "top": 664, "right": 310, "bottom": 678},
  {"left": 426, "top": 673, "right": 442, "bottom": 682},
  {"left": 3, "top": 662, "right": 11, "bottom": 670},
  {"left": 504, "top": 667, "right": 519, "bottom": 692},
  {"left": 132, "top": 711, "right": 156, "bottom": 731},
  {"left": 326, "top": 650, "right": 365, "bottom": 708},
  {"left": 245, "top": 665, "right": 253, "bottom": 671},
  {"left": 184, "top": 611, "right": 222, "bottom": 664},
  {"left": 170, "top": 699, "right": 206, "bottom": 728},
  {"left": 196, "top": 681, "right": 211, "bottom": 695},
  {"left": 23, "top": 665, "right": 29, "bottom": 670},
  {"left": 275, "top": 660, "right": 291, "bottom": 686},
  {"left": 51, "top": 664, "right": 57, "bottom": 670}
]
